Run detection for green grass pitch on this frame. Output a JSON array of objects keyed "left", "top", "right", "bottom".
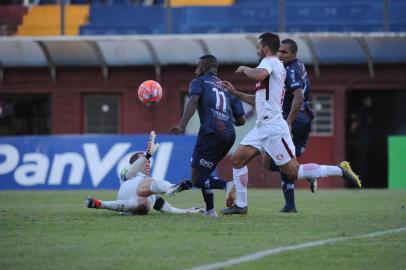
[{"left": 1, "top": 189, "right": 406, "bottom": 270}]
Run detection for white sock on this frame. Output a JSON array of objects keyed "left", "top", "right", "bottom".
[
  {"left": 150, "top": 180, "right": 174, "bottom": 194},
  {"left": 233, "top": 166, "right": 248, "bottom": 208},
  {"left": 100, "top": 199, "right": 139, "bottom": 212},
  {"left": 298, "top": 163, "right": 342, "bottom": 179},
  {"left": 160, "top": 201, "right": 187, "bottom": 214}
]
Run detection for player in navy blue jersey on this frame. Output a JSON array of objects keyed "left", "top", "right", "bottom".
[
  {"left": 262, "top": 38, "right": 316, "bottom": 213},
  {"left": 169, "top": 54, "right": 246, "bottom": 217}
]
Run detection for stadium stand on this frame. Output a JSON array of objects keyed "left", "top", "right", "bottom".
[
  {"left": 170, "top": 0, "right": 234, "bottom": 7},
  {"left": 17, "top": 4, "right": 88, "bottom": 36},
  {"left": 0, "top": 5, "right": 28, "bottom": 36},
  {"left": 0, "top": 0, "right": 405, "bottom": 36}
]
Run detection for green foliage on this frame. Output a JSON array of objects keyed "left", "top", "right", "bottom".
[{"left": 0, "top": 189, "right": 405, "bottom": 270}]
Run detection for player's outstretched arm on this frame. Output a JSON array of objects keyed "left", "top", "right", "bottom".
[
  {"left": 169, "top": 95, "right": 199, "bottom": 135},
  {"left": 120, "top": 131, "right": 160, "bottom": 181},
  {"left": 236, "top": 66, "right": 269, "bottom": 81},
  {"left": 222, "top": 81, "right": 255, "bottom": 106}
]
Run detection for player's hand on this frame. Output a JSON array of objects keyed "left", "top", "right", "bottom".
[
  {"left": 169, "top": 125, "right": 185, "bottom": 135},
  {"left": 235, "top": 66, "right": 247, "bottom": 74},
  {"left": 221, "top": 81, "right": 237, "bottom": 94},
  {"left": 146, "top": 131, "right": 160, "bottom": 156}
]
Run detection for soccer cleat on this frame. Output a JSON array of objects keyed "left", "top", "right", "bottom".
[
  {"left": 225, "top": 181, "right": 236, "bottom": 207},
  {"left": 166, "top": 179, "right": 193, "bottom": 196},
  {"left": 186, "top": 207, "right": 205, "bottom": 214},
  {"left": 220, "top": 205, "right": 248, "bottom": 215},
  {"left": 339, "top": 161, "right": 362, "bottom": 188},
  {"left": 204, "top": 209, "right": 218, "bottom": 217},
  {"left": 85, "top": 196, "right": 101, "bottom": 208},
  {"left": 279, "top": 207, "right": 298, "bottom": 213},
  {"left": 306, "top": 178, "right": 318, "bottom": 193}
]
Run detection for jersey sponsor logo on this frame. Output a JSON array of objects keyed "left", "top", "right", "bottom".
[
  {"left": 199, "top": 158, "right": 214, "bottom": 169},
  {"left": 290, "top": 82, "right": 300, "bottom": 87},
  {"left": 0, "top": 135, "right": 196, "bottom": 189}
]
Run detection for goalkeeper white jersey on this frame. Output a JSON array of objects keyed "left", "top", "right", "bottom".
[{"left": 254, "top": 56, "right": 286, "bottom": 125}]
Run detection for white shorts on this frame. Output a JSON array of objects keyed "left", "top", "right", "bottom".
[
  {"left": 240, "top": 121, "right": 295, "bottom": 166},
  {"left": 117, "top": 176, "right": 157, "bottom": 210}
]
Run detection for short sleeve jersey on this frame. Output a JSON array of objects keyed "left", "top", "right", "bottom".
[
  {"left": 255, "top": 56, "right": 286, "bottom": 123},
  {"left": 282, "top": 59, "right": 312, "bottom": 119},
  {"left": 189, "top": 73, "right": 245, "bottom": 135}
]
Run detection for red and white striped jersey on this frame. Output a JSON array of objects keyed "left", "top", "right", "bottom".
[{"left": 254, "top": 56, "right": 286, "bottom": 125}]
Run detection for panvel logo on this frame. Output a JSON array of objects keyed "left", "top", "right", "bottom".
[{"left": 0, "top": 142, "right": 174, "bottom": 188}]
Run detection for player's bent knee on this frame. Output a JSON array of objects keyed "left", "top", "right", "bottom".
[
  {"left": 231, "top": 156, "right": 245, "bottom": 169},
  {"left": 280, "top": 160, "right": 299, "bottom": 181}
]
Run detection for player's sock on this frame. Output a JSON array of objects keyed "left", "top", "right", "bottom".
[
  {"left": 100, "top": 199, "right": 139, "bottom": 212},
  {"left": 281, "top": 173, "right": 295, "bottom": 210},
  {"left": 149, "top": 179, "right": 174, "bottom": 194},
  {"left": 233, "top": 166, "right": 248, "bottom": 208},
  {"left": 298, "top": 163, "right": 342, "bottom": 179},
  {"left": 194, "top": 175, "right": 227, "bottom": 190},
  {"left": 201, "top": 188, "right": 214, "bottom": 211}
]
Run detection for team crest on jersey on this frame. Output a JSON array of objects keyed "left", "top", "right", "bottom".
[{"left": 277, "top": 154, "right": 284, "bottom": 161}]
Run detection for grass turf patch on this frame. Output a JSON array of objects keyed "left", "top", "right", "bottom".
[{"left": 0, "top": 189, "right": 405, "bottom": 270}]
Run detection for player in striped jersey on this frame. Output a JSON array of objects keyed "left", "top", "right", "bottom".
[{"left": 220, "top": 32, "right": 361, "bottom": 215}]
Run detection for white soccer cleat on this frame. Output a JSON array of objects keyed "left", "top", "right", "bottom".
[
  {"left": 186, "top": 207, "right": 205, "bottom": 214},
  {"left": 204, "top": 209, "right": 218, "bottom": 217}
]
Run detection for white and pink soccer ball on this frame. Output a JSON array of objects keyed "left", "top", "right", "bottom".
[{"left": 137, "top": 80, "right": 163, "bottom": 106}]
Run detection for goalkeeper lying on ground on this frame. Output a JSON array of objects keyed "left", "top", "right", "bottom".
[{"left": 85, "top": 131, "right": 203, "bottom": 215}]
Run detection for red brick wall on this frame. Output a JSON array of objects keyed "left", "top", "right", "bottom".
[{"left": 1, "top": 64, "right": 406, "bottom": 187}]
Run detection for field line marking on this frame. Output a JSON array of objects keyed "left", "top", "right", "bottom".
[{"left": 186, "top": 227, "right": 406, "bottom": 270}]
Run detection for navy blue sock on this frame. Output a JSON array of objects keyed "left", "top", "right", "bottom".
[
  {"left": 281, "top": 173, "right": 296, "bottom": 209},
  {"left": 194, "top": 175, "right": 227, "bottom": 190},
  {"left": 201, "top": 188, "right": 214, "bottom": 211}
]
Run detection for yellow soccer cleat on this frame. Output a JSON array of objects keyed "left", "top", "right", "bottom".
[{"left": 339, "top": 161, "right": 362, "bottom": 188}]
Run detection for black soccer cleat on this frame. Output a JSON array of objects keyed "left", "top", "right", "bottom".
[
  {"left": 306, "top": 178, "right": 318, "bottom": 193},
  {"left": 220, "top": 204, "right": 248, "bottom": 215},
  {"left": 279, "top": 207, "right": 298, "bottom": 213},
  {"left": 85, "top": 196, "right": 101, "bottom": 208},
  {"left": 167, "top": 179, "right": 193, "bottom": 196}
]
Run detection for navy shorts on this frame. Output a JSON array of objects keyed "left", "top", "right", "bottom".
[
  {"left": 291, "top": 114, "right": 312, "bottom": 157},
  {"left": 192, "top": 132, "right": 236, "bottom": 175}
]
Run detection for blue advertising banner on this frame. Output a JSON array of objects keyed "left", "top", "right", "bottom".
[{"left": 0, "top": 134, "right": 197, "bottom": 190}]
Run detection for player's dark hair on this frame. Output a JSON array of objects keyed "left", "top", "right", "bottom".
[
  {"left": 258, "top": 32, "right": 280, "bottom": 54},
  {"left": 129, "top": 152, "right": 144, "bottom": 164},
  {"left": 281, "top": 39, "right": 298, "bottom": 54},
  {"left": 199, "top": 54, "right": 218, "bottom": 72}
]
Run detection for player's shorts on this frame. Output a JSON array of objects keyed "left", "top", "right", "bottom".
[
  {"left": 291, "top": 112, "right": 312, "bottom": 157},
  {"left": 241, "top": 121, "right": 295, "bottom": 166},
  {"left": 192, "top": 132, "right": 236, "bottom": 175},
  {"left": 117, "top": 176, "right": 157, "bottom": 211}
]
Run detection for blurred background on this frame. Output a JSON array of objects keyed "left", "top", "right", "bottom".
[{"left": 0, "top": 0, "right": 405, "bottom": 190}]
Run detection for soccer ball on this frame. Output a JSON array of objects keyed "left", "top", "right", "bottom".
[{"left": 138, "top": 80, "right": 163, "bottom": 106}]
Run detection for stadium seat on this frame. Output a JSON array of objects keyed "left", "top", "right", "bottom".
[
  {"left": 170, "top": 0, "right": 234, "bottom": 7},
  {"left": 77, "top": 0, "right": 406, "bottom": 35},
  {"left": 17, "top": 5, "right": 89, "bottom": 36}
]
